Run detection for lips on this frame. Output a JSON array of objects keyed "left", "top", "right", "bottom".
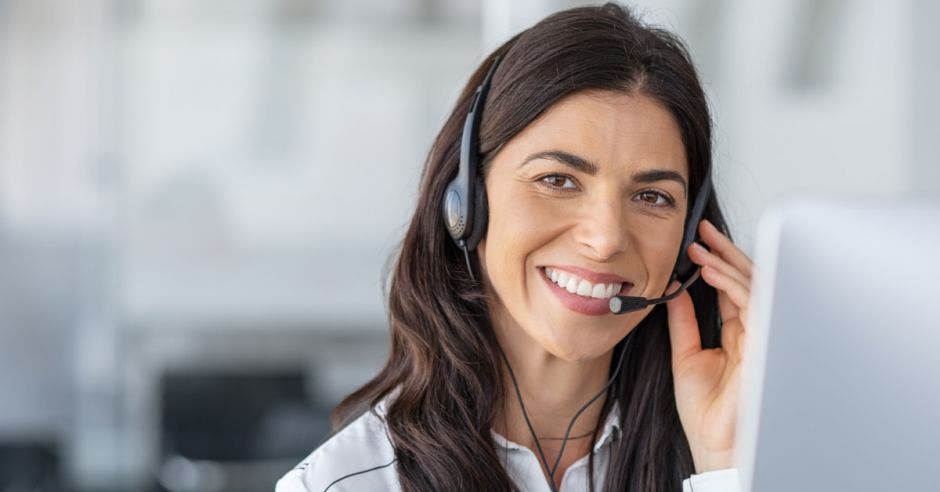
[{"left": 539, "top": 266, "right": 634, "bottom": 316}]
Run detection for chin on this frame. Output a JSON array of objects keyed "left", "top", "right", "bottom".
[
  {"left": 538, "top": 316, "right": 637, "bottom": 363},
  {"left": 541, "top": 331, "right": 610, "bottom": 363}
]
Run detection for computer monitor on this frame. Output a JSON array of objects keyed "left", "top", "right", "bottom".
[{"left": 737, "top": 198, "right": 940, "bottom": 491}]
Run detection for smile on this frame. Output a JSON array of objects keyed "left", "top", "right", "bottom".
[
  {"left": 539, "top": 266, "right": 634, "bottom": 316},
  {"left": 544, "top": 267, "right": 622, "bottom": 299}
]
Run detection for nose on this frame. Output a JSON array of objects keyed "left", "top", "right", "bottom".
[{"left": 572, "top": 193, "right": 630, "bottom": 262}]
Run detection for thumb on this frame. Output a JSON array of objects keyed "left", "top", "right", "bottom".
[{"left": 666, "top": 280, "right": 702, "bottom": 365}]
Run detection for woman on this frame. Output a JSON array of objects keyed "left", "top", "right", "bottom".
[{"left": 278, "top": 3, "right": 752, "bottom": 491}]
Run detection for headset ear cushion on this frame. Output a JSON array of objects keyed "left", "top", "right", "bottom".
[{"left": 465, "top": 176, "right": 488, "bottom": 251}]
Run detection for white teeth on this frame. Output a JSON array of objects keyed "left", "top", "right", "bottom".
[
  {"left": 543, "top": 268, "right": 623, "bottom": 299},
  {"left": 609, "top": 283, "right": 622, "bottom": 297},
  {"left": 577, "top": 280, "right": 592, "bottom": 296},
  {"left": 565, "top": 277, "right": 579, "bottom": 293}
]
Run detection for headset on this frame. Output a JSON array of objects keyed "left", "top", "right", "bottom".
[
  {"left": 441, "top": 56, "right": 712, "bottom": 305},
  {"left": 442, "top": 57, "right": 500, "bottom": 280}
]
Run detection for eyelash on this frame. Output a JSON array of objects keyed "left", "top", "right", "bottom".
[
  {"left": 636, "top": 190, "right": 676, "bottom": 208},
  {"left": 536, "top": 173, "right": 677, "bottom": 208},
  {"left": 538, "top": 174, "right": 579, "bottom": 191}
]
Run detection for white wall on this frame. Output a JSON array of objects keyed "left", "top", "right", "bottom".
[
  {"left": 711, "top": 0, "right": 918, "bottom": 252},
  {"left": 0, "top": 0, "right": 937, "bottom": 488}
]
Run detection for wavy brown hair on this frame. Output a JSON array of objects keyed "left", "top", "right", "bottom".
[{"left": 333, "top": 3, "right": 730, "bottom": 491}]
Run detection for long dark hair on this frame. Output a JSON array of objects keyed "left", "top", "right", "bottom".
[{"left": 334, "top": 3, "right": 730, "bottom": 491}]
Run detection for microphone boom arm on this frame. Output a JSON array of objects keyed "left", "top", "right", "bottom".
[{"left": 608, "top": 268, "right": 702, "bottom": 314}]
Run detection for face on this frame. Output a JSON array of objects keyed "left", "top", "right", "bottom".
[{"left": 478, "top": 91, "right": 689, "bottom": 362}]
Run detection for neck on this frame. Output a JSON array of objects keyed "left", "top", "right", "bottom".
[
  {"left": 496, "top": 349, "right": 612, "bottom": 441},
  {"left": 492, "top": 327, "right": 615, "bottom": 486}
]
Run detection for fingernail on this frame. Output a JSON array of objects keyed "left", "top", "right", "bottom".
[{"left": 690, "top": 242, "right": 705, "bottom": 253}]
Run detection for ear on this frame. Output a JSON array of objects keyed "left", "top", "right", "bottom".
[{"left": 466, "top": 175, "right": 488, "bottom": 251}]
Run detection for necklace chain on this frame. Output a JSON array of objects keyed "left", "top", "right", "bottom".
[{"left": 537, "top": 429, "right": 595, "bottom": 441}]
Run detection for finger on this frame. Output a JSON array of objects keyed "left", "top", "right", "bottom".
[
  {"left": 721, "top": 323, "right": 747, "bottom": 366},
  {"left": 688, "top": 242, "right": 750, "bottom": 288},
  {"left": 700, "top": 265, "right": 750, "bottom": 322},
  {"left": 699, "top": 220, "right": 753, "bottom": 279},
  {"left": 717, "top": 287, "right": 739, "bottom": 324},
  {"left": 719, "top": 293, "right": 745, "bottom": 361},
  {"left": 732, "top": 328, "right": 747, "bottom": 363},
  {"left": 665, "top": 280, "right": 702, "bottom": 365},
  {"left": 737, "top": 329, "right": 748, "bottom": 362}
]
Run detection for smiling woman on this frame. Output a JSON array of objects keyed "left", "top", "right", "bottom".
[
  {"left": 278, "top": 3, "right": 751, "bottom": 492},
  {"left": 481, "top": 92, "right": 690, "bottom": 346}
]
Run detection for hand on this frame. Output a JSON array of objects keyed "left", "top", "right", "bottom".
[{"left": 665, "top": 219, "right": 753, "bottom": 473}]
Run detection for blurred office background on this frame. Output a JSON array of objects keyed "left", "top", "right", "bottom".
[{"left": 0, "top": 0, "right": 937, "bottom": 490}]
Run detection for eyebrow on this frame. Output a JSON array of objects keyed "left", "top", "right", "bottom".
[
  {"left": 519, "top": 149, "right": 688, "bottom": 196},
  {"left": 520, "top": 150, "right": 598, "bottom": 175},
  {"left": 633, "top": 169, "right": 688, "bottom": 197}
]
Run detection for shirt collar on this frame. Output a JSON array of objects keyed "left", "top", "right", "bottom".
[{"left": 491, "top": 400, "right": 622, "bottom": 453}]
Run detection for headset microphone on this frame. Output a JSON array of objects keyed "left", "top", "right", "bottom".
[{"left": 608, "top": 268, "right": 701, "bottom": 313}]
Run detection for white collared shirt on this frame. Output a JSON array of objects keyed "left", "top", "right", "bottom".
[{"left": 275, "top": 398, "right": 740, "bottom": 491}]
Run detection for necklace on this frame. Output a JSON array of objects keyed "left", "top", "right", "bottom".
[{"left": 537, "top": 429, "right": 595, "bottom": 440}]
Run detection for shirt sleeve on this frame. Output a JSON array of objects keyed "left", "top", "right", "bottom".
[{"left": 681, "top": 468, "right": 740, "bottom": 492}]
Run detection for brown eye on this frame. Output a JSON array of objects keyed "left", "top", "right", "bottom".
[
  {"left": 635, "top": 190, "right": 675, "bottom": 207},
  {"left": 540, "top": 174, "right": 577, "bottom": 190}
]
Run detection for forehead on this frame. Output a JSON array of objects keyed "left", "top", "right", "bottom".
[{"left": 497, "top": 90, "right": 688, "bottom": 178}]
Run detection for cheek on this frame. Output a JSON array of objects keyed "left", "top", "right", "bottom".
[
  {"left": 636, "top": 219, "right": 686, "bottom": 287},
  {"left": 481, "top": 188, "right": 565, "bottom": 312},
  {"left": 484, "top": 195, "right": 545, "bottom": 287},
  {"left": 491, "top": 190, "right": 557, "bottom": 242}
]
